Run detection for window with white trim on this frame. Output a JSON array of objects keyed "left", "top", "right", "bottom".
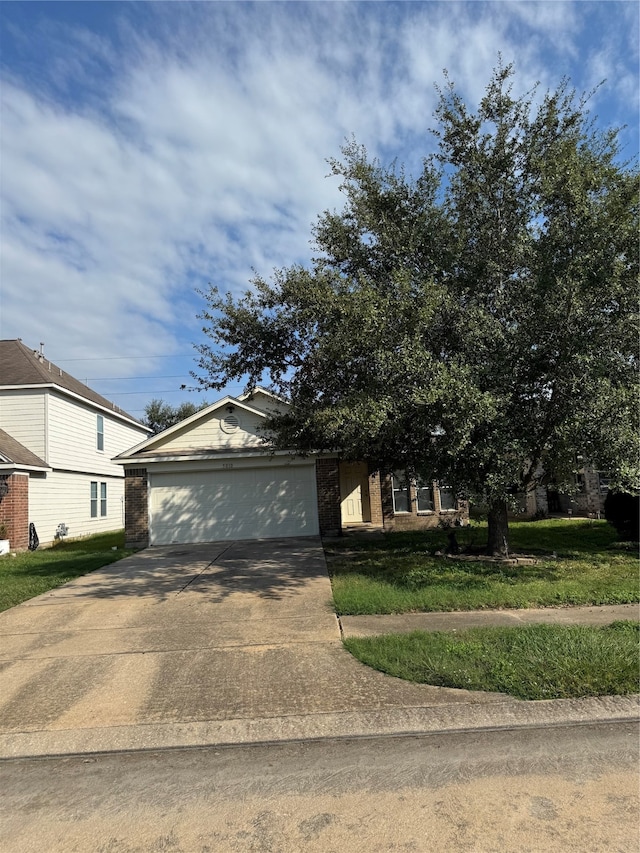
[
  {"left": 97, "top": 415, "right": 104, "bottom": 451},
  {"left": 438, "top": 485, "right": 456, "bottom": 510},
  {"left": 91, "top": 481, "right": 107, "bottom": 517},
  {"left": 416, "top": 478, "right": 435, "bottom": 512},
  {"left": 392, "top": 472, "right": 411, "bottom": 513}
]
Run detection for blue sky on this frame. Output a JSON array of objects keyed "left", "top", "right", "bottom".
[{"left": 1, "top": 1, "right": 638, "bottom": 419}]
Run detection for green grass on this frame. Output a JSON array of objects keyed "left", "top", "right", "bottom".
[
  {"left": 0, "top": 530, "right": 134, "bottom": 612},
  {"left": 327, "top": 519, "right": 639, "bottom": 614},
  {"left": 344, "top": 621, "right": 640, "bottom": 700}
]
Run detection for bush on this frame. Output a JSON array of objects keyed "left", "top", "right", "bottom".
[{"left": 604, "top": 491, "right": 639, "bottom": 542}]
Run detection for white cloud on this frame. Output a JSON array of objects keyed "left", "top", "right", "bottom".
[{"left": 0, "top": 1, "right": 636, "bottom": 413}]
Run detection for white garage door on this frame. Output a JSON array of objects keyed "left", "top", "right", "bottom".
[{"left": 149, "top": 465, "right": 319, "bottom": 545}]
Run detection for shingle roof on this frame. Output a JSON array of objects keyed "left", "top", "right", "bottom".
[
  {"left": 0, "top": 428, "right": 49, "bottom": 469},
  {"left": 0, "top": 339, "right": 147, "bottom": 427}
]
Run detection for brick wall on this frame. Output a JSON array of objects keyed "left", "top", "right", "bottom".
[
  {"left": 368, "top": 469, "right": 383, "bottom": 525},
  {"left": 315, "top": 458, "right": 341, "bottom": 536},
  {"left": 381, "top": 474, "right": 468, "bottom": 531},
  {"left": 0, "top": 473, "right": 29, "bottom": 551},
  {"left": 124, "top": 467, "right": 149, "bottom": 548}
]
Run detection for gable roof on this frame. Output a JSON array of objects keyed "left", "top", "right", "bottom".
[
  {"left": 114, "top": 394, "right": 274, "bottom": 460},
  {"left": 0, "top": 428, "right": 50, "bottom": 471},
  {"left": 0, "top": 339, "right": 149, "bottom": 430}
]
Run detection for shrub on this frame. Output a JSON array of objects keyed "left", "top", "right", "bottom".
[{"left": 604, "top": 491, "right": 639, "bottom": 542}]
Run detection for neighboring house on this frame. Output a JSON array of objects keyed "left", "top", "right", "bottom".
[
  {"left": 0, "top": 339, "right": 151, "bottom": 549},
  {"left": 116, "top": 389, "right": 467, "bottom": 548},
  {"left": 524, "top": 465, "right": 609, "bottom": 519}
]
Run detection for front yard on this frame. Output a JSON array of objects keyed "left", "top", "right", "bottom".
[
  {"left": 326, "top": 519, "right": 639, "bottom": 615},
  {"left": 0, "top": 530, "right": 132, "bottom": 612},
  {"left": 327, "top": 519, "right": 640, "bottom": 699}
]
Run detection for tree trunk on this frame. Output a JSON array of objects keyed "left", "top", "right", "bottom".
[{"left": 486, "top": 500, "right": 510, "bottom": 556}]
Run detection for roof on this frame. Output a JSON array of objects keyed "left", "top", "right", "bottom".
[
  {"left": 0, "top": 428, "right": 49, "bottom": 470},
  {"left": 0, "top": 339, "right": 149, "bottom": 429}
]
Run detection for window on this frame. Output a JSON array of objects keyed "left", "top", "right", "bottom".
[
  {"left": 438, "top": 485, "right": 456, "bottom": 511},
  {"left": 90, "top": 481, "right": 98, "bottom": 518},
  {"left": 392, "top": 472, "right": 411, "bottom": 513},
  {"left": 416, "top": 478, "right": 434, "bottom": 512},
  {"left": 97, "top": 415, "right": 104, "bottom": 451},
  {"left": 91, "top": 482, "right": 107, "bottom": 517}
]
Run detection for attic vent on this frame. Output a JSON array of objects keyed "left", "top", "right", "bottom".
[{"left": 220, "top": 413, "right": 240, "bottom": 434}]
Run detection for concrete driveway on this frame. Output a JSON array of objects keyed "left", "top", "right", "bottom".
[
  {"left": 0, "top": 537, "right": 515, "bottom": 758},
  {"left": 3, "top": 537, "right": 635, "bottom": 760}
]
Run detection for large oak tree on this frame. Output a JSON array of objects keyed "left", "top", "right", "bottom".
[{"left": 195, "top": 65, "right": 639, "bottom": 554}]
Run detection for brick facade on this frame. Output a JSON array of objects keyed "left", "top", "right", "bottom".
[
  {"left": 368, "top": 469, "right": 383, "bottom": 525},
  {"left": 0, "top": 473, "right": 29, "bottom": 551},
  {"left": 315, "top": 458, "right": 341, "bottom": 536},
  {"left": 124, "top": 467, "right": 149, "bottom": 548},
  {"left": 379, "top": 474, "right": 468, "bottom": 531}
]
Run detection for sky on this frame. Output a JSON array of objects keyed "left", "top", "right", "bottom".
[{"left": 1, "top": 1, "right": 638, "bottom": 421}]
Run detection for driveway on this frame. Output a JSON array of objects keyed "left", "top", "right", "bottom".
[{"left": 0, "top": 537, "right": 514, "bottom": 757}]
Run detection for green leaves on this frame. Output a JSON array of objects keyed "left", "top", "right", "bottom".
[{"left": 195, "top": 64, "right": 639, "bottom": 523}]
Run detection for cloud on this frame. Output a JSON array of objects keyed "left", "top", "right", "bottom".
[{"left": 1, "top": 1, "right": 636, "bottom": 413}]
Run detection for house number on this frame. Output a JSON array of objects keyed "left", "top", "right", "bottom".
[{"left": 222, "top": 463, "right": 233, "bottom": 469}]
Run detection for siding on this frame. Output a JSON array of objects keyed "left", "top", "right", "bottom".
[
  {"left": 0, "top": 390, "right": 46, "bottom": 458},
  {"left": 47, "top": 391, "right": 148, "bottom": 475},
  {"left": 156, "top": 410, "right": 266, "bottom": 452},
  {"left": 29, "top": 470, "right": 125, "bottom": 546}
]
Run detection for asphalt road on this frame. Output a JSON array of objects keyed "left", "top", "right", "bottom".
[{"left": 1, "top": 721, "right": 638, "bottom": 852}]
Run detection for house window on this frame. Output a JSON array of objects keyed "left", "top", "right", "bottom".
[
  {"left": 416, "top": 478, "right": 435, "bottom": 512},
  {"left": 97, "top": 415, "right": 104, "bottom": 451},
  {"left": 91, "top": 482, "right": 107, "bottom": 517},
  {"left": 392, "top": 472, "right": 411, "bottom": 513},
  {"left": 438, "top": 485, "right": 456, "bottom": 511}
]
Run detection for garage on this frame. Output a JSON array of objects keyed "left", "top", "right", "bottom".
[
  {"left": 148, "top": 462, "right": 319, "bottom": 545},
  {"left": 116, "top": 390, "right": 324, "bottom": 547}
]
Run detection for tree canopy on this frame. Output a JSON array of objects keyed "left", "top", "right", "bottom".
[
  {"left": 195, "top": 64, "right": 639, "bottom": 553},
  {"left": 144, "top": 398, "right": 209, "bottom": 434}
]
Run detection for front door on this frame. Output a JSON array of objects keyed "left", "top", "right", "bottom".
[{"left": 339, "top": 462, "right": 371, "bottom": 524}]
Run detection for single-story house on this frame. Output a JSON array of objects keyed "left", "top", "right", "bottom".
[
  {"left": 0, "top": 339, "right": 151, "bottom": 549},
  {"left": 115, "top": 389, "right": 468, "bottom": 547}
]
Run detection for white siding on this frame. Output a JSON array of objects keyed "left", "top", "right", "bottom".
[
  {"left": 0, "top": 390, "right": 46, "bottom": 458},
  {"left": 156, "top": 410, "right": 265, "bottom": 452},
  {"left": 47, "top": 391, "right": 148, "bottom": 475},
  {"left": 240, "top": 391, "right": 287, "bottom": 416},
  {"left": 29, "top": 470, "right": 125, "bottom": 546}
]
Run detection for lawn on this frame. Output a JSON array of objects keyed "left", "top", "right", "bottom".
[
  {"left": 0, "top": 530, "right": 133, "bottom": 612},
  {"left": 326, "top": 519, "right": 639, "bottom": 615},
  {"left": 344, "top": 621, "right": 640, "bottom": 700}
]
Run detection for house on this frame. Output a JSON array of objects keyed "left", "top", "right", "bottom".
[
  {"left": 116, "top": 389, "right": 467, "bottom": 547},
  {"left": 0, "top": 339, "right": 151, "bottom": 549},
  {"left": 510, "top": 466, "right": 609, "bottom": 519}
]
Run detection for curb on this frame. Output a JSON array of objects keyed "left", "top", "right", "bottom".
[{"left": 1, "top": 694, "right": 637, "bottom": 760}]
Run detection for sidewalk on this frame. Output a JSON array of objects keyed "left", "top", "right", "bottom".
[
  {"left": 0, "top": 539, "right": 637, "bottom": 760},
  {"left": 340, "top": 602, "right": 639, "bottom": 638}
]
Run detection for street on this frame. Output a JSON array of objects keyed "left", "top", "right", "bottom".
[{"left": 1, "top": 721, "right": 638, "bottom": 852}]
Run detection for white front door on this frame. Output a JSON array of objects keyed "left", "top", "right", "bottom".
[{"left": 340, "top": 463, "right": 370, "bottom": 524}]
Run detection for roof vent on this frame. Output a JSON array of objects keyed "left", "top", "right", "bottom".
[{"left": 220, "top": 413, "right": 240, "bottom": 434}]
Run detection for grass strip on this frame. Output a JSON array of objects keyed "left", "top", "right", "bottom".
[
  {"left": 328, "top": 519, "right": 639, "bottom": 614},
  {"left": 0, "top": 530, "right": 133, "bottom": 612},
  {"left": 344, "top": 621, "right": 640, "bottom": 700}
]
